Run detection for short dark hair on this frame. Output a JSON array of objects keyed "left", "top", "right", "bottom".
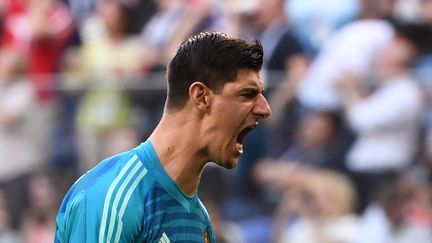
[{"left": 166, "top": 32, "right": 263, "bottom": 110}]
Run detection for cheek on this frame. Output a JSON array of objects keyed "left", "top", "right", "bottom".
[
  {"left": 210, "top": 102, "right": 251, "bottom": 143},
  {"left": 212, "top": 109, "right": 240, "bottom": 131}
]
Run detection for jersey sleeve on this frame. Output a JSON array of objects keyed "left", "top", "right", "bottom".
[{"left": 55, "top": 191, "right": 99, "bottom": 243}]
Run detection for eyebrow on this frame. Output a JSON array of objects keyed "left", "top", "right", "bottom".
[
  {"left": 240, "top": 86, "right": 260, "bottom": 93},
  {"left": 238, "top": 86, "right": 264, "bottom": 98}
]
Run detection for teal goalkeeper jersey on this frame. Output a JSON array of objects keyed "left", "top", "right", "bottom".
[{"left": 55, "top": 140, "right": 216, "bottom": 243}]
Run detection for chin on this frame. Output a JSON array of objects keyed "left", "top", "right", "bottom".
[{"left": 218, "top": 158, "right": 238, "bottom": 169}]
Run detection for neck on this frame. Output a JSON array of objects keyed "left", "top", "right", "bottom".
[{"left": 149, "top": 110, "right": 206, "bottom": 196}]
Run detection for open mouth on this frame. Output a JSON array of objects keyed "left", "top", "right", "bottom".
[{"left": 235, "top": 124, "right": 257, "bottom": 154}]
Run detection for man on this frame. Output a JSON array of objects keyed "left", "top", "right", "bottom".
[
  {"left": 55, "top": 31, "right": 271, "bottom": 242},
  {"left": 337, "top": 34, "right": 422, "bottom": 213}
]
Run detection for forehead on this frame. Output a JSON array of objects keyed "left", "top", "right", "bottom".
[{"left": 226, "top": 69, "right": 263, "bottom": 89}]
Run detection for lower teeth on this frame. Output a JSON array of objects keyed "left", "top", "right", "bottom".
[{"left": 236, "top": 143, "right": 243, "bottom": 154}]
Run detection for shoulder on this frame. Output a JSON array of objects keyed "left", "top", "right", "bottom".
[
  {"left": 59, "top": 150, "right": 155, "bottom": 214},
  {"left": 56, "top": 150, "right": 156, "bottom": 242}
]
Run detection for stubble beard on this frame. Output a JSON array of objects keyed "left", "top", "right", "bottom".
[{"left": 198, "top": 145, "right": 237, "bottom": 169}]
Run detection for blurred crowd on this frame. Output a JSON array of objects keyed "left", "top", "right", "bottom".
[{"left": 1, "top": 0, "right": 432, "bottom": 242}]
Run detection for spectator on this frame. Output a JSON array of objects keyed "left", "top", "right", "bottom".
[
  {"left": 251, "top": 0, "right": 305, "bottom": 88},
  {"left": 400, "top": 0, "right": 432, "bottom": 167},
  {"left": 255, "top": 110, "right": 346, "bottom": 178},
  {"left": 338, "top": 34, "right": 424, "bottom": 213},
  {"left": 353, "top": 175, "right": 432, "bottom": 243},
  {"left": 273, "top": 170, "right": 359, "bottom": 243},
  {"left": 1, "top": 0, "right": 76, "bottom": 178},
  {"left": 264, "top": 53, "right": 309, "bottom": 158},
  {"left": 278, "top": 111, "right": 346, "bottom": 170},
  {"left": 21, "top": 174, "right": 57, "bottom": 243},
  {"left": 284, "top": 0, "right": 359, "bottom": 56},
  {"left": 73, "top": 0, "right": 144, "bottom": 173},
  {"left": 0, "top": 50, "right": 40, "bottom": 229},
  {"left": 140, "top": 0, "right": 187, "bottom": 71},
  {"left": 296, "top": 0, "right": 395, "bottom": 111},
  {"left": 219, "top": 0, "right": 259, "bottom": 39},
  {"left": 0, "top": 190, "right": 21, "bottom": 242},
  {"left": 1, "top": 0, "right": 75, "bottom": 103},
  {"left": 144, "top": 0, "right": 228, "bottom": 69},
  {"left": 253, "top": 110, "right": 352, "bottom": 242}
]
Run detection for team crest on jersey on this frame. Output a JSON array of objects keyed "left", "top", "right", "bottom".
[{"left": 203, "top": 228, "right": 210, "bottom": 243}]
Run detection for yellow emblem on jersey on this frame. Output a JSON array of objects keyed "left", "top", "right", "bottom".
[{"left": 203, "top": 228, "right": 210, "bottom": 243}]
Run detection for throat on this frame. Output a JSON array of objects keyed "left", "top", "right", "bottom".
[
  {"left": 170, "top": 164, "right": 205, "bottom": 196},
  {"left": 158, "top": 148, "right": 207, "bottom": 197}
]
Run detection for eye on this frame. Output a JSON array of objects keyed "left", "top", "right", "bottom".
[
  {"left": 240, "top": 89, "right": 259, "bottom": 99},
  {"left": 242, "top": 92, "right": 256, "bottom": 99}
]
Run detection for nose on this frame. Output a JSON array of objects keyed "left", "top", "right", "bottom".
[{"left": 253, "top": 94, "right": 271, "bottom": 120}]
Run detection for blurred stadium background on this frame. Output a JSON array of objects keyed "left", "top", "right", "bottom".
[{"left": 1, "top": 0, "right": 432, "bottom": 242}]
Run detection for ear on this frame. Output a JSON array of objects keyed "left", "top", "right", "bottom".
[{"left": 189, "top": 81, "right": 212, "bottom": 112}]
